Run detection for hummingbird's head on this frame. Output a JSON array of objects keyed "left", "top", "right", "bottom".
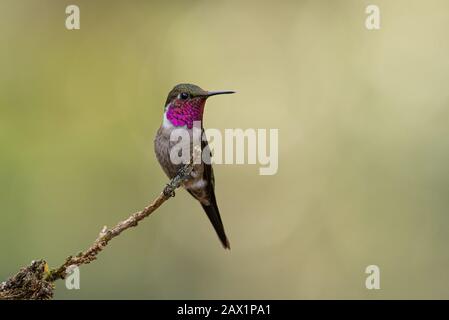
[{"left": 163, "top": 83, "right": 234, "bottom": 129}]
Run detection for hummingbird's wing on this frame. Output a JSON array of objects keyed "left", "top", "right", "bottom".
[{"left": 187, "top": 138, "right": 230, "bottom": 249}]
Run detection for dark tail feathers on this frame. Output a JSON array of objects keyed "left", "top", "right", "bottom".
[{"left": 201, "top": 203, "right": 231, "bottom": 250}]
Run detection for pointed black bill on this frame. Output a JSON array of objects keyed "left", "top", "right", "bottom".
[{"left": 206, "top": 90, "right": 235, "bottom": 97}]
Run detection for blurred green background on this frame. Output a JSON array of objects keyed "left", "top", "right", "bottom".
[{"left": 1, "top": 0, "right": 449, "bottom": 299}]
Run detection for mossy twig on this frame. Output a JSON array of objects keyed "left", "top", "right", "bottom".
[{"left": 0, "top": 153, "right": 197, "bottom": 299}]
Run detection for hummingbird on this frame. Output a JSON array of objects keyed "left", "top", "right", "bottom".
[{"left": 154, "top": 83, "right": 234, "bottom": 249}]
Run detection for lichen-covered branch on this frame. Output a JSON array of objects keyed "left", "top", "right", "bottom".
[
  {"left": 0, "top": 260, "right": 53, "bottom": 300},
  {"left": 0, "top": 152, "right": 197, "bottom": 300},
  {"left": 46, "top": 161, "right": 193, "bottom": 283}
]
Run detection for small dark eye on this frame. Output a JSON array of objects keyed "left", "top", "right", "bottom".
[{"left": 180, "top": 92, "right": 189, "bottom": 100}]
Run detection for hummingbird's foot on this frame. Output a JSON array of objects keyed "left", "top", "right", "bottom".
[{"left": 163, "top": 184, "right": 176, "bottom": 198}]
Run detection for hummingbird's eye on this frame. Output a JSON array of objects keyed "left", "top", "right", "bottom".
[{"left": 179, "top": 92, "right": 189, "bottom": 100}]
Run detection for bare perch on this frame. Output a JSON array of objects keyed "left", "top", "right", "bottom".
[
  {"left": 46, "top": 161, "right": 193, "bottom": 282},
  {"left": 0, "top": 152, "right": 197, "bottom": 300}
]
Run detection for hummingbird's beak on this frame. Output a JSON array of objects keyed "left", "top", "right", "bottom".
[{"left": 206, "top": 90, "right": 236, "bottom": 97}]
